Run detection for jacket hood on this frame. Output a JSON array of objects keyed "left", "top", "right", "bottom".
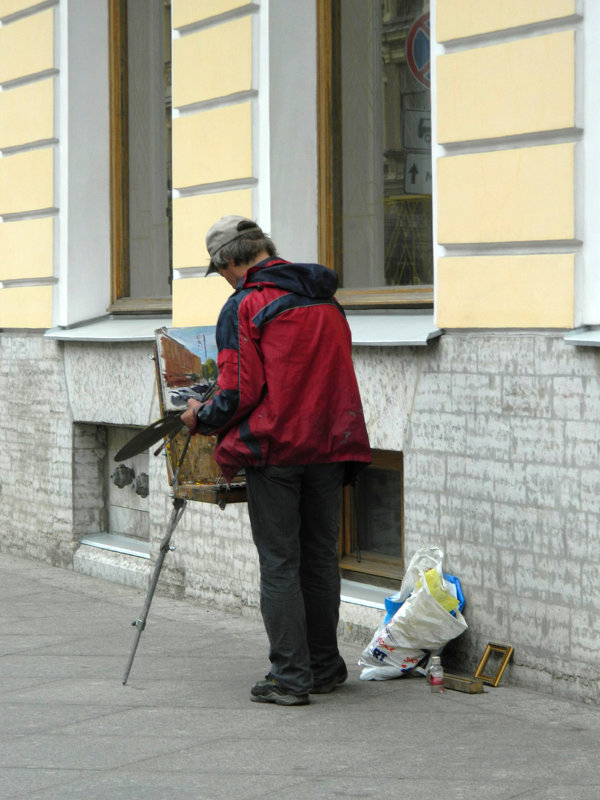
[{"left": 242, "top": 259, "right": 338, "bottom": 299}]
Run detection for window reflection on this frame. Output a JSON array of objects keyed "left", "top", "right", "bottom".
[{"left": 340, "top": 0, "right": 432, "bottom": 289}]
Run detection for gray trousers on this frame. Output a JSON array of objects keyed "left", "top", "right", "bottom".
[{"left": 245, "top": 463, "right": 346, "bottom": 695}]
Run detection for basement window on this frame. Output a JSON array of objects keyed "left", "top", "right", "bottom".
[
  {"left": 75, "top": 424, "right": 150, "bottom": 559},
  {"left": 340, "top": 449, "right": 403, "bottom": 588}
]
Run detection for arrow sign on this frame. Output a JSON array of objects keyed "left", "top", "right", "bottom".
[{"left": 404, "top": 153, "right": 432, "bottom": 195}]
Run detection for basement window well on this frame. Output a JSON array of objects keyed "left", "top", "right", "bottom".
[{"left": 75, "top": 424, "right": 150, "bottom": 558}]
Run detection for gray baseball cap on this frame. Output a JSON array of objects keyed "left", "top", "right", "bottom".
[{"left": 205, "top": 215, "right": 261, "bottom": 275}]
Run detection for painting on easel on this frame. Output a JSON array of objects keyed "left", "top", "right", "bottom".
[{"left": 154, "top": 326, "right": 246, "bottom": 506}]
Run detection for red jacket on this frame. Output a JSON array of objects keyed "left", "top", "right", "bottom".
[{"left": 195, "top": 258, "right": 371, "bottom": 483}]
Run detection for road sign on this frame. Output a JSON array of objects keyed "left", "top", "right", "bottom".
[
  {"left": 404, "top": 152, "right": 432, "bottom": 195},
  {"left": 406, "top": 12, "right": 431, "bottom": 88},
  {"left": 403, "top": 109, "right": 431, "bottom": 152}
]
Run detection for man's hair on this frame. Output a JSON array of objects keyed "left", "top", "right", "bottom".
[{"left": 210, "top": 221, "right": 278, "bottom": 271}]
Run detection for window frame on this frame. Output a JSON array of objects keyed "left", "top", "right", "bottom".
[
  {"left": 317, "top": 0, "right": 433, "bottom": 309},
  {"left": 108, "top": 0, "right": 172, "bottom": 314}
]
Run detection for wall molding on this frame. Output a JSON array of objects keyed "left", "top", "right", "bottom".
[
  {"left": 439, "top": 14, "right": 582, "bottom": 52},
  {"left": 173, "top": 89, "right": 257, "bottom": 117},
  {"left": 0, "top": 0, "right": 57, "bottom": 26},
  {"left": 173, "top": 3, "right": 258, "bottom": 37}
]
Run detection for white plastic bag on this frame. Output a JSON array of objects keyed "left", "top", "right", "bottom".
[
  {"left": 358, "top": 546, "right": 467, "bottom": 681},
  {"left": 396, "top": 545, "right": 445, "bottom": 604}
]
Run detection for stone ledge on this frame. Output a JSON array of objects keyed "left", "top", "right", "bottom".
[
  {"left": 73, "top": 545, "right": 150, "bottom": 590},
  {"left": 73, "top": 544, "right": 184, "bottom": 599}
]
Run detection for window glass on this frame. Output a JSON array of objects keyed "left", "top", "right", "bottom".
[
  {"left": 127, "top": 0, "right": 172, "bottom": 299},
  {"left": 110, "top": 0, "right": 172, "bottom": 308},
  {"left": 340, "top": 450, "right": 403, "bottom": 585},
  {"left": 339, "top": 0, "right": 432, "bottom": 289},
  {"left": 354, "top": 465, "right": 403, "bottom": 558}
]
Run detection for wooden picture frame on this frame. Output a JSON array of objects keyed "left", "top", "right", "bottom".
[{"left": 474, "top": 643, "right": 514, "bottom": 687}]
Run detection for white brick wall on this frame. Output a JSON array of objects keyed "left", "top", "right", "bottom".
[
  {"left": 392, "top": 332, "right": 600, "bottom": 703},
  {"left": 2, "top": 330, "right": 600, "bottom": 702},
  {"left": 0, "top": 332, "right": 75, "bottom": 566}
]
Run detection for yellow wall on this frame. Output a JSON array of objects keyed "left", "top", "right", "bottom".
[
  {"left": 173, "top": 277, "right": 234, "bottom": 327},
  {"left": 173, "top": 189, "right": 252, "bottom": 269},
  {"left": 172, "top": 16, "right": 252, "bottom": 107},
  {"left": 171, "top": 1, "right": 256, "bottom": 327},
  {"left": 435, "top": 6, "right": 577, "bottom": 329},
  {"left": 172, "top": 103, "right": 253, "bottom": 188},
  {"left": 437, "top": 32, "right": 575, "bottom": 143},
  {"left": 0, "top": 217, "right": 53, "bottom": 280},
  {"left": 0, "top": 78, "right": 54, "bottom": 148},
  {"left": 437, "top": 144, "right": 574, "bottom": 244},
  {"left": 0, "top": 7, "right": 55, "bottom": 329},
  {"left": 0, "top": 8, "right": 54, "bottom": 83},
  {"left": 0, "top": 285, "right": 53, "bottom": 328},
  {"left": 0, "top": 148, "right": 54, "bottom": 216},
  {"left": 437, "top": 255, "right": 574, "bottom": 329}
]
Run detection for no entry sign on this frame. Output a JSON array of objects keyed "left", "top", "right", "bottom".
[{"left": 406, "top": 12, "right": 431, "bottom": 89}]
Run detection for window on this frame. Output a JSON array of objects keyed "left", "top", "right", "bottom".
[
  {"left": 318, "top": 0, "right": 433, "bottom": 307},
  {"left": 340, "top": 450, "right": 404, "bottom": 587},
  {"left": 74, "top": 424, "right": 151, "bottom": 559},
  {"left": 109, "top": 0, "right": 172, "bottom": 313}
]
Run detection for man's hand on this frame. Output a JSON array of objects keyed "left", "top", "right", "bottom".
[{"left": 181, "top": 399, "right": 203, "bottom": 434}]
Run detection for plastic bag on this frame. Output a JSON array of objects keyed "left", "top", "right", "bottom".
[
  {"left": 397, "top": 546, "right": 445, "bottom": 604},
  {"left": 358, "top": 546, "right": 467, "bottom": 681},
  {"left": 383, "top": 545, "right": 465, "bottom": 622},
  {"left": 383, "top": 569, "right": 465, "bottom": 623}
]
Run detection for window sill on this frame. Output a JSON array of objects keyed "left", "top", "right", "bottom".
[
  {"left": 44, "top": 314, "right": 172, "bottom": 342},
  {"left": 79, "top": 533, "right": 150, "bottom": 559},
  {"left": 346, "top": 310, "right": 442, "bottom": 346},
  {"left": 564, "top": 327, "right": 600, "bottom": 347},
  {"left": 45, "top": 312, "right": 439, "bottom": 346},
  {"left": 340, "top": 578, "right": 387, "bottom": 610}
]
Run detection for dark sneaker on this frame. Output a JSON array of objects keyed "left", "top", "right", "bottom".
[
  {"left": 250, "top": 678, "right": 310, "bottom": 706},
  {"left": 310, "top": 665, "right": 348, "bottom": 694}
]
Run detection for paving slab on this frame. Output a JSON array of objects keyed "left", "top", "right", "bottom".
[{"left": 1, "top": 551, "right": 600, "bottom": 800}]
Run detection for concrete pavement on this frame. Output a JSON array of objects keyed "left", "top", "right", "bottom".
[{"left": 1, "top": 550, "right": 600, "bottom": 800}]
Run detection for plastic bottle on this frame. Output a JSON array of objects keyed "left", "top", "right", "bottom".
[{"left": 430, "top": 656, "right": 444, "bottom": 693}]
